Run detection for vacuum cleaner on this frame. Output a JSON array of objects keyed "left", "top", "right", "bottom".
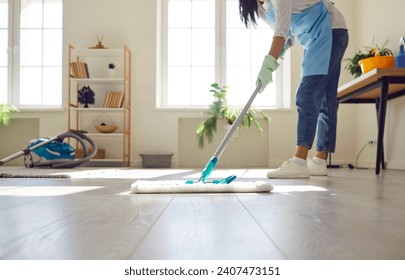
[{"left": 0, "top": 130, "right": 97, "bottom": 168}]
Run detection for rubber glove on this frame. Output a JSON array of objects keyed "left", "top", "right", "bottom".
[
  {"left": 280, "top": 37, "right": 294, "bottom": 60},
  {"left": 278, "top": 44, "right": 289, "bottom": 60},
  {"left": 256, "top": 55, "right": 279, "bottom": 93}
]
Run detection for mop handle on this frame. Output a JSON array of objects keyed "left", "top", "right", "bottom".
[
  {"left": 213, "top": 82, "right": 262, "bottom": 159},
  {"left": 0, "top": 135, "right": 59, "bottom": 165}
]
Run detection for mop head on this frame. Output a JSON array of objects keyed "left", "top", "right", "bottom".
[{"left": 130, "top": 180, "right": 273, "bottom": 194}]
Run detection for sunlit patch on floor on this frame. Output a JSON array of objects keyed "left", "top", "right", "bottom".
[
  {"left": 272, "top": 185, "right": 328, "bottom": 193},
  {"left": 0, "top": 186, "right": 103, "bottom": 197}
]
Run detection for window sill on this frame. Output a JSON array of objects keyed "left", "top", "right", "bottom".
[
  {"left": 15, "top": 107, "right": 66, "bottom": 113},
  {"left": 154, "top": 106, "right": 294, "bottom": 114}
]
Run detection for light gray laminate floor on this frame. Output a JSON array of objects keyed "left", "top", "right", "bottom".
[{"left": 1, "top": 168, "right": 405, "bottom": 260}]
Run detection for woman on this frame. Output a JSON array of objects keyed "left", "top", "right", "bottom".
[{"left": 239, "top": 0, "right": 348, "bottom": 178}]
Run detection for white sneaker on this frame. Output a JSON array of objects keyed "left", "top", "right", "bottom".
[
  {"left": 307, "top": 159, "right": 327, "bottom": 176},
  {"left": 267, "top": 159, "right": 310, "bottom": 179}
]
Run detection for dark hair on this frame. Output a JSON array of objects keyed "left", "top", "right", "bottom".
[{"left": 239, "top": 0, "right": 258, "bottom": 28}]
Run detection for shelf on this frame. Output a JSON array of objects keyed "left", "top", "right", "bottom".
[
  {"left": 90, "top": 159, "right": 123, "bottom": 162},
  {"left": 72, "top": 48, "right": 125, "bottom": 57},
  {"left": 86, "top": 133, "right": 125, "bottom": 137},
  {"left": 70, "top": 107, "right": 124, "bottom": 112},
  {"left": 70, "top": 78, "right": 126, "bottom": 85}
]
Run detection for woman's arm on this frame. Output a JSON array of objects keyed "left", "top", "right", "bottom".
[{"left": 268, "top": 36, "right": 285, "bottom": 60}]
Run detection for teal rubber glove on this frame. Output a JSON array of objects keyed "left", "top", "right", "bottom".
[
  {"left": 280, "top": 38, "right": 294, "bottom": 60},
  {"left": 279, "top": 44, "right": 289, "bottom": 60},
  {"left": 256, "top": 55, "right": 279, "bottom": 93}
]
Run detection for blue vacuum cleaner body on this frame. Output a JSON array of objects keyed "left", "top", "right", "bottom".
[{"left": 28, "top": 138, "right": 75, "bottom": 165}]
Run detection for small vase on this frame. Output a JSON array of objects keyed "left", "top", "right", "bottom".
[{"left": 108, "top": 69, "right": 115, "bottom": 78}]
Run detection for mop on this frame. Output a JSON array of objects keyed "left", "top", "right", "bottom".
[{"left": 130, "top": 82, "right": 273, "bottom": 194}]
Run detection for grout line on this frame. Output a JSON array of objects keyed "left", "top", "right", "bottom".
[
  {"left": 125, "top": 195, "right": 176, "bottom": 258},
  {"left": 235, "top": 195, "right": 290, "bottom": 260}
]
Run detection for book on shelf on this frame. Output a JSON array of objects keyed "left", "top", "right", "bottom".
[
  {"left": 70, "top": 62, "right": 90, "bottom": 78},
  {"left": 103, "top": 91, "right": 124, "bottom": 108}
]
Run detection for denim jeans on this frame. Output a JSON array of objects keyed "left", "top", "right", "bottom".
[{"left": 295, "top": 28, "right": 349, "bottom": 153}]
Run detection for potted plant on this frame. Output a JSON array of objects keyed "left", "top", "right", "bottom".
[
  {"left": 345, "top": 40, "right": 394, "bottom": 78},
  {"left": 196, "top": 83, "right": 269, "bottom": 149},
  {"left": 0, "top": 104, "right": 19, "bottom": 126},
  {"left": 77, "top": 86, "right": 95, "bottom": 108}
]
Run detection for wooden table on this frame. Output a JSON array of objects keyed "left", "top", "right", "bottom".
[{"left": 337, "top": 68, "right": 405, "bottom": 174}]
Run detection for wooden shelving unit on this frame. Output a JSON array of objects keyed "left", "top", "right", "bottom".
[{"left": 68, "top": 45, "right": 131, "bottom": 167}]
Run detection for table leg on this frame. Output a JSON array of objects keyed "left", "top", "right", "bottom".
[
  {"left": 375, "top": 101, "right": 386, "bottom": 170},
  {"left": 376, "top": 77, "right": 389, "bottom": 175}
]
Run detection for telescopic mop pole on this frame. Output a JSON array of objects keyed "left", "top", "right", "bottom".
[{"left": 197, "top": 82, "right": 263, "bottom": 183}]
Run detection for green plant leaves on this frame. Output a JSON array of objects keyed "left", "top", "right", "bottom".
[
  {"left": 345, "top": 42, "right": 394, "bottom": 78},
  {"left": 197, "top": 116, "right": 217, "bottom": 149},
  {"left": 196, "top": 83, "right": 269, "bottom": 149},
  {"left": 0, "top": 104, "right": 19, "bottom": 126}
]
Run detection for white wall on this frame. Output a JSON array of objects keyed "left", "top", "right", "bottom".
[
  {"left": 7, "top": 0, "right": 403, "bottom": 169},
  {"left": 350, "top": 0, "right": 405, "bottom": 169}
]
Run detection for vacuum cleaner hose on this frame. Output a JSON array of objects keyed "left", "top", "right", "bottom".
[{"left": 50, "top": 130, "right": 98, "bottom": 168}]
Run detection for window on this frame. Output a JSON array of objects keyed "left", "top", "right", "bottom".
[
  {"left": 0, "top": 0, "right": 63, "bottom": 108},
  {"left": 160, "top": 0, "right": 290, "bottom": 109},
  {"left": 0, "top": 0, "right": 8, "bottom": 104}
]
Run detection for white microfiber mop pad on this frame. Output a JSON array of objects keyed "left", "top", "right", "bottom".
[{"left": 130, "top": 180, "right": 273, "bottom": 194}]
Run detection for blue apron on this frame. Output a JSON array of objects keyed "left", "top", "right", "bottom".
[{"left": 264, "top": 0, "right": 332, "bottom": 77}]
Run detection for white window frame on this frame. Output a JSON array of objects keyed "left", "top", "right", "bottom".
[
  {"left": 2, "top": 0, "right": 63, "bottom": 109},
  {"left": 158, "top": 0, "right": 291, "bottom": 110}
]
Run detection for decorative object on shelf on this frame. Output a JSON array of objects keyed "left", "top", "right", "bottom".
[
  {"left": 0, "top": 104, "right": 19, "bottom": 126},
  {"left": 196, "top": 83, "right": 269, "bottom": 149},
  {"left": 95, "top": 122, "right": 118, "bottom": 133},
  {"left": 78, "top": 86, "right": 95, "bottom": 108},
  {"left": 395, "top": 37, "right": 405, "bottom": 68},
  {"left": 108, "top": 63, "right": 116, "bottom": 78},
  {"left": 345, "top": 40, "right": 394, "bottom": 78},
  {"left": 89, "top": 34, "right": 106, "bottom": 49}
]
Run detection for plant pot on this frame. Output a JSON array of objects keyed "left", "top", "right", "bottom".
[
  {"left": 224, "top": 123, "right": 239, "bottom": 142},
  {"left": 359, "top": 56, "right": 395, "bottom": 74}
]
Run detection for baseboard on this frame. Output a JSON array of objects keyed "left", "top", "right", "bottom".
[
  {"left": 268, "top": 159, "right": 356, "bottom": 168},
  {"left": 352, "top": 160, "right": 376, "bottom": 169},
  {"left": 386, "top": 161, "right": 405, "bottom": 170},
  {"left": 131, "top": 159, "right": 405, "bottom": 170},
  {"left": 269, "top": 159, "right": 382, "bottom": 169},
  {"left": 327, "top": 160, "right": 405, "bottom": 171}
]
